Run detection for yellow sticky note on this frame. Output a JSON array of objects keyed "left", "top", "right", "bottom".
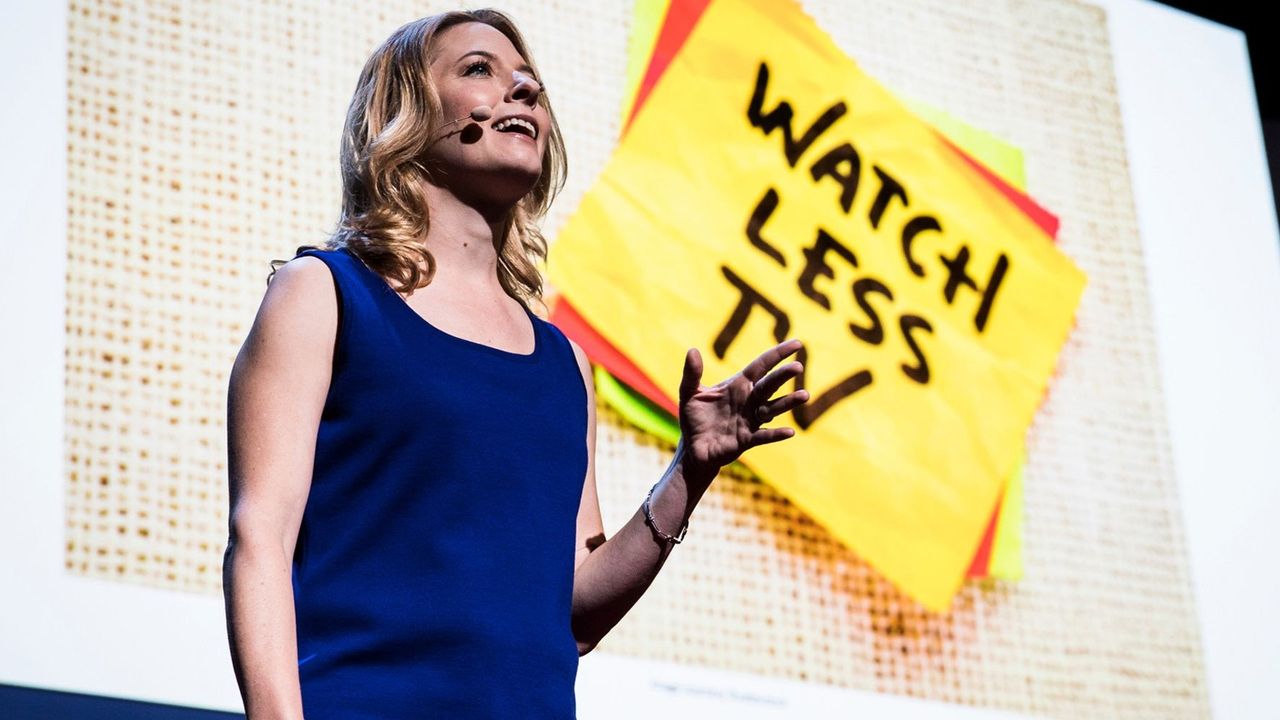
[
  {"left": 902, "top": 103, "right": 1030, "bottom": 582},
  {"left": 549, "top": 0, "right": 1083, "bottom": 610},
  {"left": 620, "top": 1, "right": 1030, "bottom": 583}
]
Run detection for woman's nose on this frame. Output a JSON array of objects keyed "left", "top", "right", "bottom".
[{"left": 508, "top": 71, "right": 542, "bottom": 105}]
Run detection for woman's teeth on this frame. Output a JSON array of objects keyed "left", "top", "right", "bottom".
[{"left": 493, "top": 117, "right": 537, "bottom": 138}]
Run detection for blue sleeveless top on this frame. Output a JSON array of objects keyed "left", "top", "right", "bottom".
[{"left": 290, "top": 247, "right": 587, "bottom": 719}]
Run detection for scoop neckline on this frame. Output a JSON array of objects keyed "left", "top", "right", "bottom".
[{"left": 339, "top": 247, "right": 542, "bottom": 362}]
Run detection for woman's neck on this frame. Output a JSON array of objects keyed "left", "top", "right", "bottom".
[{"left": 418, "top": 182, "right": 509, "bottom": 292}]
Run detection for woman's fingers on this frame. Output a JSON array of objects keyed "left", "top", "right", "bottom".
[
  {"left": 741, "top": 338, "right": 803, "bottom": 383},
  {"left": 749, "top": 360, "right": 804, "bottom": 407},
  {"left": 747, "top": 425, "right": 797, "bottom": 447},
  {"left": 756, "top": 389, "right": 809, "bottom": 424}
]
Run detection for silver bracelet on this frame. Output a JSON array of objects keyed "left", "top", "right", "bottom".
[{"left": 642, "top": 482, "right": 688, "bottom": 545}]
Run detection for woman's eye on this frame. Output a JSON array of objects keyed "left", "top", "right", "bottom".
[{"left": 463, "top": 60, "right": 491, "bottom": 77}]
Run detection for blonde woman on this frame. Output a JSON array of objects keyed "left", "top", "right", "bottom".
[{"left": 222, "top": 8, "right": 808, "bottom": 719}]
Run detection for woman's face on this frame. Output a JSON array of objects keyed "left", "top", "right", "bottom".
[{"left": 425, "top": 21, "right": 549, "bottom": 210}]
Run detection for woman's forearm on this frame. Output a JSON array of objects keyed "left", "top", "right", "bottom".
[
  {"left": 223, "top": 532, "right": 306, "bottom": 720},
  {"left": 570, "top": 437, "right": 718, "bottom": 652}
]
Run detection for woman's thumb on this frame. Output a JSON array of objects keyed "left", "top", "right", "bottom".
[{"left": 679, "top": 347, "right": 703, "bottom": 404}]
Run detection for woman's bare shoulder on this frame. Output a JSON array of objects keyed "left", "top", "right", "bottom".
[
  {"left": 226, "top": 254, "right": 337, "bottom": 552},
  {"left": 268, "top": 254, "right": 335, "bottom": 297},
  {"left": 263, "top": 255, "right": 337, "bottom": 321},
  {"left": 236, "top": 254, "right": 338, "bottom": 380}
]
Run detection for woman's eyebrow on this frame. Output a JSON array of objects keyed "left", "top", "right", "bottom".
[{"left": 455, "top": 49, "right": 534, "bottom": 76}]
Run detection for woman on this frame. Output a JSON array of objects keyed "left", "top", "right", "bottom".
[{"left": 223, "top": 8, "right": 808, "bottom": 719}]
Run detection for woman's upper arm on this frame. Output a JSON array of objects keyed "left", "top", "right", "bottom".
[
  {"left": 567, "top": 337, "right": 605, "bottom": 574},
  {"left": 226, "top": 256, "right": 337, "bottom": 559}
]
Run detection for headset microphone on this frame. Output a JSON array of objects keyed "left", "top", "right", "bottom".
[{"left": 428, "top": 105, "right": 493, "bottom": 146}]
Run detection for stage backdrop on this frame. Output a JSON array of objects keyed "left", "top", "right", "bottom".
[{"left": 5, "top": 0, "right": 1275, "bottom": 717}]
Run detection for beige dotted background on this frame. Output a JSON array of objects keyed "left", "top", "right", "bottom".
[{"left": 64, "top": 0, "right": 1208, "bottom": 717}]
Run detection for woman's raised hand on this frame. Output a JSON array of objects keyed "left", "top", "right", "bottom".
[{"left": 677, "top": 338, "right": 810, "bottom": 480}]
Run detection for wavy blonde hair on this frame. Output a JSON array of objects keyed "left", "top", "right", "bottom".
[{"left": 271, "top": 8, "right": 567, "bottom": 311}]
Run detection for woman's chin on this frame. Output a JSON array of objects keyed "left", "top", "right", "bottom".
[
  {"left": 473, "top": 166, "right": 542, "bottom": 205},
  {"left": 449, "top": 170, "right": 541, "bottom": 215}
]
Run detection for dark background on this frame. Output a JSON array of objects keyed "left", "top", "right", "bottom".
[{"left": 1158, "top": 1, "right": 1278, "bottom": 219}]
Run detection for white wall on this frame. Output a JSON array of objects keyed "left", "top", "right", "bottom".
[{"left": 1093, "top": 1, "right": 1280, "bottom": 716}]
